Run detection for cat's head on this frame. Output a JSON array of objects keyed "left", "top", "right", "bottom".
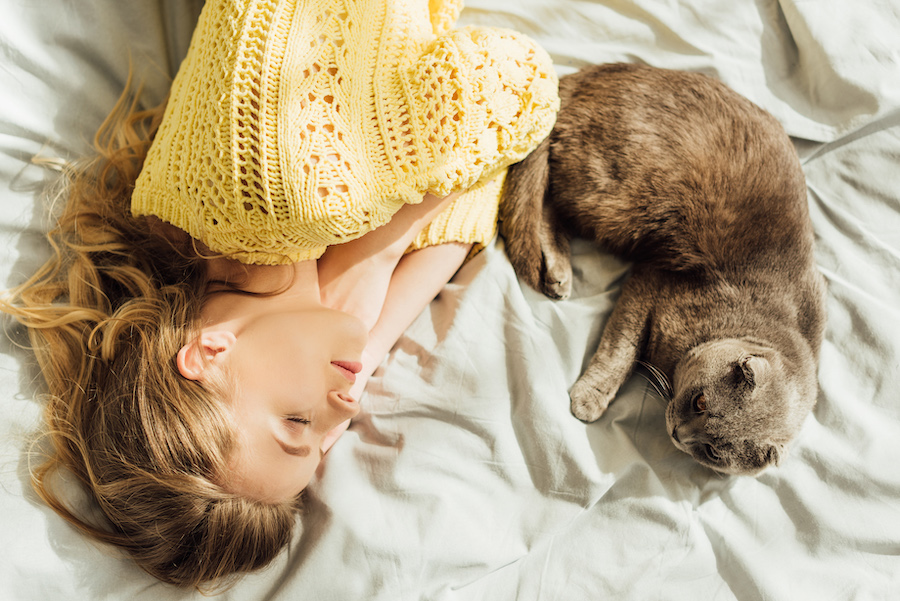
[{"left": 667, "top": 337, "right": 812, "bottom": 476}]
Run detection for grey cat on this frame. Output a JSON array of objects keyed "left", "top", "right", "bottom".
[{"left": 500, "top": 63, "right": 826, "bottom": 475}]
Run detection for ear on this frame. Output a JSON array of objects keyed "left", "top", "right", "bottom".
[
  {"left": 766, "top": 443, "right": 784, "bottom": 467},
  {"left": 737, "top": 355, "right": 769, "bottom": 388},
  {"left": 176, "top": 330, "right": 237, "bottom": 381}
]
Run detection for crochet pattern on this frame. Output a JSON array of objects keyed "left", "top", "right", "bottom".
[{"left": 132, "top": 0, "right": 558, "bottom": 264}]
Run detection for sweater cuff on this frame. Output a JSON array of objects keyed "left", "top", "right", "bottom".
[{"left": 409, "top": 170, "right": 505, "bottom": 254}]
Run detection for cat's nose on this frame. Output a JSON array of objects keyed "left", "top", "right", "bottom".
[{"left": 671, "top": 427, "right": 680, "bottom": 443}]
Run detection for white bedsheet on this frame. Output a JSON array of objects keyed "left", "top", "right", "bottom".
[{"left": 1, "top": 1, "right": 898, "bottom": 600}]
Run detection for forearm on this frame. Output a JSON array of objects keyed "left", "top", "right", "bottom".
[
  {"left": 362, "top": 242, "right": 471, "bottom": 379},
  {"left": 320, "top": 241, "right": 472, "bottom": 451}
]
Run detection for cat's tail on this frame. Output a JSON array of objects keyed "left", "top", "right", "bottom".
[{"left": 499, "top": 137, "right": 573, "bottom": 299}]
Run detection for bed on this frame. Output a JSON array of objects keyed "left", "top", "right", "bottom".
[{"left": 1, "top": 1, "right": 899, "bottom": 599}]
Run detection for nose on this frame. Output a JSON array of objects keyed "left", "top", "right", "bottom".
[{"left": 328, "top": 390, "right": 360, "bottom": 420}]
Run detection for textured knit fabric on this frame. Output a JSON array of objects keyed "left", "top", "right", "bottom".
[{"left": 132, "top": 0, "right": 558, "bottom": 264}]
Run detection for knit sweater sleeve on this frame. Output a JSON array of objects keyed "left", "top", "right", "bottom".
[{"left": 408, "top": 170, "right": 504, "bottom": 253}]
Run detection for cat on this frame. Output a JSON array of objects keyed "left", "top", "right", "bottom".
[{"left": 499, "top": 63, "right": 826, "bottom": 476}]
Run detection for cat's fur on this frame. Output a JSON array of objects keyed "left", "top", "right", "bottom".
[{"left": 500, "top": 63, "right": 826, "bottom": 475}]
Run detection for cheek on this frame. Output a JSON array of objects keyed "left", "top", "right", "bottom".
[
  {"left": 292, "top": 455, "right": 323, "bottom": 492},
  {"left": 665, "top": 398, "right": 679, "bottom": 433}
]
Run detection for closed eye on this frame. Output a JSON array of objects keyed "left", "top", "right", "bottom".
[
  {"left": 698, "top": 443, "right": 720, "bottom": 463},
  {"left": 285, "top": 416, "right": 310, "bottom": 426}
]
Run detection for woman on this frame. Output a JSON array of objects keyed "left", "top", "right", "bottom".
[{"left": 2, "top": 0, "right": 557, "bottom": 588}]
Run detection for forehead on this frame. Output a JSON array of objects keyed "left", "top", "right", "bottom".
[{"left": 704, "top": 379, "right": 793, "bottom": 441}]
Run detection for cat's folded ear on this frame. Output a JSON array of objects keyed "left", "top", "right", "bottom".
[
  {"left": 736, "top": 355, "right": 769, "bottom": 388},
  {"left": 741, "top": 440, "right": 784, "bottom": 474},
  {"left": 764, "top": 443, "right": 783, "bottom": 467}
]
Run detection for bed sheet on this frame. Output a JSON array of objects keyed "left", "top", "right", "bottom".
[{"left": 1, "top": 1, "right": 898, "bottom": 600}]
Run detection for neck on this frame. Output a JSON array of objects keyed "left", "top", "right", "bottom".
[{"left": 201, "top": 258, "right": 321, "bottom": 330}]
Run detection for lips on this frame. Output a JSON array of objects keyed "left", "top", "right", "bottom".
[{"left": 331, "top": 360, "right": 362, "bottom": 383}]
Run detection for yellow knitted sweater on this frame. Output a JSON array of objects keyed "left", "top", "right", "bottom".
[{"left": 132, "top": 0, "right": 559, "bottom": 264}]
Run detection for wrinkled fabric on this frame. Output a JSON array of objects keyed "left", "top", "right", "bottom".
[{"left": 1, "top": 1, "right": 899, "bottom": 600}]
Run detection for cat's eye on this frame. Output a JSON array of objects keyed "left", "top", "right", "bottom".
[
  {"left": 692, "top": 393, "right": 707, "bottom": 413},
  {"left": 699, "top": 443, "right": 720, "bottom": 462}
]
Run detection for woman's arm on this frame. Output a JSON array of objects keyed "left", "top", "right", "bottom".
[
  {"left": 356, "top": 241, "right": 472, "bottom": 391},
  {"left": 317, "top": 192, "right": 461, "bottom": 330},
  {"left": 320, "top": 240, "right": 473, "bottom": 451}
]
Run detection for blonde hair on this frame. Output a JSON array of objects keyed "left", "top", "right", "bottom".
[{"left": 1, "top": 93, "right": 299, "bottom": 588}]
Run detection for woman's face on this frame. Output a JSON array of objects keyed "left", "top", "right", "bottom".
[{"left": 221, "top": 305, "right": 367, "bottom": 503}]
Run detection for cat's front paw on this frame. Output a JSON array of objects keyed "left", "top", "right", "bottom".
[
  {"left": 540, "top": 252, "right": 572, "bottom": 300},
  {"left": 538, "top": 227, "right": 572, "bottom": 300},
  {"left": 569, "top": 379, "right": 614, "bottom": 422}
]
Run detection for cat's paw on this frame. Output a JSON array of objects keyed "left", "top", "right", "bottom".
[
  {"left": 540, "top": 252, "right": 572, "bottom": 299},
  {"left": 537, "top": 221, "right": 572, "bottom": 300},
  {"left": 569, "top": 379, "right": 614, "bottom": 422}
]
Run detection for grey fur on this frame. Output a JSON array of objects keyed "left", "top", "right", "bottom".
[{"left": 500, "top": 63, "right": 826, "bottom": 476}]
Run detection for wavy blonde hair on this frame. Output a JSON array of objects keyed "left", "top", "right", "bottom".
[{"left": 1, "top": 92, "right": 299, "bottom": 588}]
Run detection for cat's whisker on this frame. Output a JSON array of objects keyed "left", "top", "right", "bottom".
[
  {"left": 635, "top": 372, "right": 666, "bottom": 402},
  {"left": 646, "top": 382, "right": 670, "bottom": 407},
  {"left": 636, "top": 360, "right": 673, "bottom": 401},
  {"left": 650, "top": 363, "right": 674, "bottom": 398},
  {"left": 635, "top": 360, "right": 673, "bottom": 405}
]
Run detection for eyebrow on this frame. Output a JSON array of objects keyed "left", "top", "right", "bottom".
[{"left": 277, "top": 440, "right": 311, "bottom": 457}]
